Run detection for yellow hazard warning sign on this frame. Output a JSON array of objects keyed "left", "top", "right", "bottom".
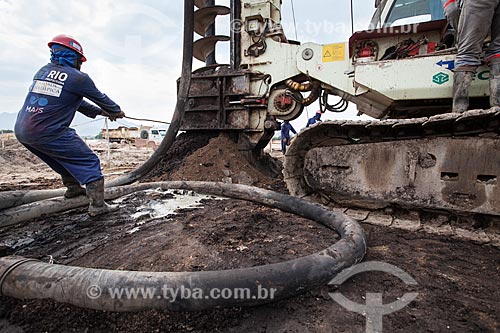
[{"left": 322, "top": 43, "right": 346, "bottom": 62}]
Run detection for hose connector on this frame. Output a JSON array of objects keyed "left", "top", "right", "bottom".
[
  {"left": 302, "top": 81, "right": 322, "bottom": 106},
  {"left": 285, "top": 79, "right": 313, "bottom": 92}
]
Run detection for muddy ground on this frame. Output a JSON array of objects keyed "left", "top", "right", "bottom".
[{"left": 0, "top": 135, "right": 499, "bottom": 332}]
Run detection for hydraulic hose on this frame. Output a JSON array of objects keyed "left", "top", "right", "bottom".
[
  {"left": 0, "top": 189, "right": 65, "bottom": 211},
  {"left": 285, "top": 79, "right": 321, "bottom": 106},
  {"left": 0, "top": 182, "right": 366, "bottom": 312},
  {"left": 285, "top": 79, "right": 313, "bottom": 92},
  {"left": 302, "top": 81, "right": 322, "bottom": 106}
]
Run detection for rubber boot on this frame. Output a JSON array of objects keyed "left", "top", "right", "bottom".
[
  {"left": 489, "top": 62, "right": 500, "bottom": 108},
  {"left": 86, "top": 178, "right": 119, "bottom": 217},
  {"left": 452, "top": 71, "right": 474, "bottom": 113},
  {"left": 62, "top": 175, "right": 86, "bottom": 199}
]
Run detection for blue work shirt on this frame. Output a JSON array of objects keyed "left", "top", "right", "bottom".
[
  {"left": 306, "top": 116, "right": 322, "bottom": 128},
  {"left": 281, "top": 122, "right": 297, "bottom": 140},
  {"left": 15, "top": 62, "right": 121, "bottom": 144}
]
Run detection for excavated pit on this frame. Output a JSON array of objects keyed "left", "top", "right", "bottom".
[{"left": 0, "top": 134, "right": 499, "bottom": 332}]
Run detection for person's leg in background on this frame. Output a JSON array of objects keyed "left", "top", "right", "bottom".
[
  {"left": 453, "top": 0, "right": 498, "bottom": 112},
  {"left": 485, "top": 1, "right": 500, "bottom": 107},
  {"left": 281, "top": 137, "right": 287, "bottom": 155}
]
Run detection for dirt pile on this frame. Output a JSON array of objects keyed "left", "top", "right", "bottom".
[
  {"left": 147, "top": 133, "right": 284, "bottom": 191},
  {"left": 145, "top": 131, "right": 218, "bottom": 180},
  {"left": 0, "top": 140, "right": 59, "bottom": 191},
  {"left": 0, "top": 138, "right": 153, "bottom": 190},
  {"left": 0, "top": 141, "right": 43, "bottom": 167}
]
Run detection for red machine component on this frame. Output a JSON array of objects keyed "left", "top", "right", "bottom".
[
  {"left": 276, "top": 94, "right": 293, "bottom": 110},
  {"left": 360, "top": 46, "right": 374, "bottom": 58},
  {"left": 353, "top": 40, "right": 379, "bottom": 61}
]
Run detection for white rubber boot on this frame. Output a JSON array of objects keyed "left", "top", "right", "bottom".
[
  {"left": 490, "top": 62, "right": 500, "bottom": 108},
  {"left": 452, "top": 71, "right": 474, "bottom": 113}
]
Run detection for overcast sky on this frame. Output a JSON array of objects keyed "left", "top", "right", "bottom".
[{"left": 0, "top": 0, "right": 375, "bottom": 130}]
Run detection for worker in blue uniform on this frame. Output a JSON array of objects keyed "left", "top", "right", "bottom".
[
  {"left": 280, "top": 120, "right": 297, "bottom": 155},
  {"left": 14, "top": 35, "right": 125, "bottom": 217},
  {"left": 306, "top": 111, "right": 323, "bottom": 128}
]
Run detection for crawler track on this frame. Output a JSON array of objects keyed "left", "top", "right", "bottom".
[{"left": 284, "top": 108, "right": 500, "bottom": 217}]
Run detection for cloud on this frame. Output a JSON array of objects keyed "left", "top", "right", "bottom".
[{"left": 0, "top": 0, "right": 185, "bottom": 122}]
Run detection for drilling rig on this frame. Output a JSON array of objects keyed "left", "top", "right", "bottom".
[{"left": 182, "top": 0, "right": 499, "bottom": 217}]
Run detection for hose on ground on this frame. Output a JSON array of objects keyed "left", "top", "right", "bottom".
[
  {"left": 0, "top": 185, "right": 142, "bottom": 228},
  {"left": 0, "top": 189, "right": 65, "bottom": 211},
  {"left": 0, "top": 181, "right": 366, "bottom": 312}
]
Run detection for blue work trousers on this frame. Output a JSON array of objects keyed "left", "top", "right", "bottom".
[{"left": 19, "top": 130, "right": 103, "bottom": 185}]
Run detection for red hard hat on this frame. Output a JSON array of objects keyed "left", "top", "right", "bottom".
[{"left": 48, "top": 35, "right": 87, "bottom": 62}]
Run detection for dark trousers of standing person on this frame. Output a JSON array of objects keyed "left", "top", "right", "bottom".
[
  {"left": 281, "top": 137, "right": 290, "bottom": 155},
  {"left": 453, "top": 0, "right": 500, "bottom": 112}
]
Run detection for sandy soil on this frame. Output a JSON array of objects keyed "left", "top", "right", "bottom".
[
  {"left": 0, "top": 135, "right": 499, "bottom": 332},
  {"left": 0, "top": 139, "right": 153, "bottom": 191}
]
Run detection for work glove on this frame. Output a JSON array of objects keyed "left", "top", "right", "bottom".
[
  {"left": 442, "top": 0, "right": 460, "bottom": 31},
  {"left": 101, "top": 110, "right": 126, "bottom": 121}
]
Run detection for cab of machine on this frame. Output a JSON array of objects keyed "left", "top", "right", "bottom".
[{"left": 371, "top": 0, "right": 445, "bottom": 28}]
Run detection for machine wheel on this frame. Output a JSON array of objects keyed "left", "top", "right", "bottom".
[{"left": 267, "top": 88, "right": 304, "bottom": 121}]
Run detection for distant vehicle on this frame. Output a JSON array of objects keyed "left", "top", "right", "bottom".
[
  {"left": 102, "top": 126, "right": 139, "bottom": 144},
  {"left": 135, "top": 127, "right": 168, "bottom": 150},
  {"left": 101, "top": 126, "right": 168, "bottom": 149}
]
